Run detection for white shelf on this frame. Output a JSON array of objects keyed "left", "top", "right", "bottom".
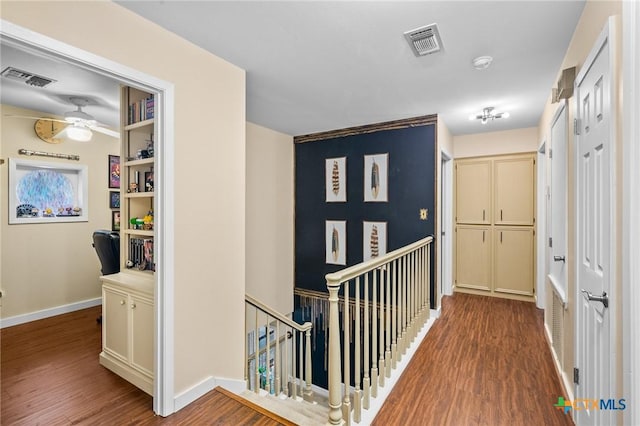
[
  {"left": 124, "top": 191, "right": 154, "bottom": 198},
  {"left": 124, "top": 158, "right": 154, "bottom": 167},
  {"left": 124, "top": 118, "right": 154, "bottom": 131},
  {"left": 122, "top": 229, "right": 154, "bottom": 237}
]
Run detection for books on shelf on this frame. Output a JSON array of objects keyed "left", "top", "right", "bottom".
[
  {"left": 129, "top": 237, "right": 155, "bottom": 271},
  {"left": 128, "top": 94, "right": 154, "bottom": 124}
]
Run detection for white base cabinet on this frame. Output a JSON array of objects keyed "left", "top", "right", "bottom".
[{"left": 100, "top": 272, "right": 154, "bottom": 395}]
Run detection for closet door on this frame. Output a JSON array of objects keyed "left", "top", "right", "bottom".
[
  {"left": 455, "top": 226, "right": 491, "bottom": 291},
  {"left": 494, "top": 156, "right": 535, "bottom": 225},
  {"left": 494, "top": 227, "right": 534, "bottom": 296},
  {"left": 455, "top": 159, "right": 492, "bottom": 224}
]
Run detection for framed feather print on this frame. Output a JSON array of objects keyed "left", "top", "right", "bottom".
[
  {"left": 326, "top": 157, "right": 347, "bottom": 202},
  {"left": 364, "top": 153, "right": 388, "bottom": 202},
  {"left": 363, "top": 221, "right": 387, "bottom": 261},
  {"left": 326, "top": 220, "right": 347, "bottom": 265}
]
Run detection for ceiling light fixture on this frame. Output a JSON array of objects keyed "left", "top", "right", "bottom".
[
  {"left": 56, "top": 123, "right": 93, "bottom": 142},
  {"left": 472, "top": 56, "right": 493, "bottom": 70},
  {"left": 469, "top": 107, "right": 510, "bottom": 125}
]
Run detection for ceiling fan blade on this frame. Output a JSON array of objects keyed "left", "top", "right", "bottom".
[
  {"left": 89, "top": 124, "right": 120, "bottom": 139},
  {"left": 4, "top": 114, "right": 67, "bottom": 124}
]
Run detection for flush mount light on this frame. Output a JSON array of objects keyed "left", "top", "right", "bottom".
[
  {"left": 469, "top": 107, "right": 510, "bottom": 124},
  {"left": 472, "top": 55, "right": 493, "bottom": 70}
]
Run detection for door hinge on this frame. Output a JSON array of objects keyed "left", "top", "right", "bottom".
[
  {"left": 574, "top": 118, "right": 581, "bottom": 135},
  {"left": 574, "top": 367, "right": 580, "bottom": 385},
  {"left": 549, "top": 149, "right": 553, "bottom": 159},
  {"left": 549, "top": 237, "right": 553, "bottom": 248}
]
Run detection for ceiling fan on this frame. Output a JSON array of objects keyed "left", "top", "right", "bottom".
[{"left": 7, "top": 96, "right": 120, "bottom": 143}]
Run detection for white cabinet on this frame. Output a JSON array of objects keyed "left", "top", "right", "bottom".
[
  {"left": 455, "top": 159, "right": 492, "bottom": 224},
  {"left": 100, "top": 273, "right": 154, "bottom": 395},
  {"left": 494, "top": 228, "right": 535, "bottom": 296},
  {"left": 455, "top": 226, "right": 492, "bottom": 291}
]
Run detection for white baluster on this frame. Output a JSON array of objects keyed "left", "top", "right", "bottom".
[
  {"left": 291, "top": 330, "right": 297, "bottom": 398},
  {"left": 254, "top": 309, "right": 260, "bottom": 393},
  {"left": 385, "top": 262, "right": 392, "bottom": 378},
  {"left": 299, "top": 329, "right": 303, "bottom": 397},
  {"left": 304, "top": 326, "right": 313, "bottom": 401},
  {"left": 343, "top": 281, "right": 351, "bottom": 425},
  {"left": 371, "top": 270, "right": 378, "bottom": 398},
  {"left": 275, "top": 322, "right": 281, "bottom": 395},
  {"left": 354, "top": 277, "right": 361, "bottom": 423},
  {"left": 327, "top": 283, "right": 342, "bottom": 425},
  {"left": 391, "top": 259, "right": 398, "bottom": 369},
  {"left": 265, "top": 317, "right": 271, "bottom": 394},
  {"left": 378, "top": 267, "right": 385, "bottom": 388},
  {"left": 363, "top": 273, "right": 370, "bottom": 409}
]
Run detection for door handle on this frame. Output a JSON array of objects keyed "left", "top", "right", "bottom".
[
  {"left": 483, "top": 209, "right": 485, "bottom": 221},
  {"left": 500, "top": 209, "right": 503, "bottom": 221},
  {"left": 553, "top": 255, "right": 566, "bottom": 263},
  {"left": 580, "top": 289, "right": 609, "bottom": 308},
  {"left": 482, "top": 230, "right": 485, "bottom": 242}
]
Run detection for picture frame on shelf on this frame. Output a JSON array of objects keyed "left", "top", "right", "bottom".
[
  {"left": 325, "top": 157, "right": 346, "bottom": 202},
  {"left": 364, "top": 153, "right": 388, "bottom": 202},
  {"left": 363, "top": 221, "right": 387, "bottom": 261},
  {"left": 112, "top": 210, "right": 121, "bottom": 231},
  {"left": 326, "top": 220, "right": 347, "bottom": 265},
  {"left": 108, "top": 155, "right": 120, "bottom": 189},
  {"left": 144, "top": 171, "right": 154, "bottom": 192},
  {"left": 109, "top": 191, "right": 120, "bottom": 209}
]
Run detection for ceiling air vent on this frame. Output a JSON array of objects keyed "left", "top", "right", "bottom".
[
  {"left": 404, "top": 23, "right": 443, "bottom": 57},
  {"left": 1, "top": 67, "right": 56, "bottom": 88}
]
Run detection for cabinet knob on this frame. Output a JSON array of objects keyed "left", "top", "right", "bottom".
[
  {"left": 120, "top": 300, "right": 125, "bottom": 305},
  {"left": 131, "top": 303, "right": 137, "bottom": 309}
]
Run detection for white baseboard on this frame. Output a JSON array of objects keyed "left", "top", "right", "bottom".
[
  {"left": 173, "top": 375, "right": 246, "bottom": 412},
  {"left": 0, "top": 297, "right": 101, "bottom": 329},
  {"left": 544, "top": 322, "right": 574, "bottom": 402},
  {"left": 430, "top": 307, "right": 441, "bottom": 319}
]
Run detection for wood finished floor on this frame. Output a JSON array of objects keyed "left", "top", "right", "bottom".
[
  {"left": 1, "top": 294, "right": 573, "bottom": 425},
  {"left": 373, "top": 293, "right": 574, "bottom": 426},
  {"left": 0, "top": 306, "right": 291, "bottom": 426}
]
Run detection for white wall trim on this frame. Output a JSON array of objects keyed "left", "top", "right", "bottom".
[
  {"left": 0, "top": 297, "right": 101, "bottom": 329},
  {"left": 623, "top": 2, "right": 640, "bottom": 424},
  {"left": 0, "top": 19, "right": 176, "bottom": 417},
  {"left": 544, "top": 323, "right": 574, "bottom": 403},
  {"left": 173, "top": 376, "right": 246, "bottom": 412}
]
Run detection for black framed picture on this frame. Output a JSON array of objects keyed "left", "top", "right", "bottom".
[
  {"left": 109, "top": 191, "right": 120, "bottom": 209},
  {"left": 112, "top": 210, "right": 121, "bottom": 231},
  {"left": 108, "top": 155, "right": 120, "bottom": 189},
  {"left": 144, "top": 171, "right": 154, "bottom": 192}
]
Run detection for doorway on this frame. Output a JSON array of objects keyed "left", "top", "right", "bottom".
[
  {"left": 1, "top": 20, "right": 175, "bottom": 416},
  {"left": 440, "top": 150, "right": 453, "bottom": 296}
]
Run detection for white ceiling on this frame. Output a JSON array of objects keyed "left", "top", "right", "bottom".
[{"left": 1, "top": 1, "right": 585, "bottom": 137}]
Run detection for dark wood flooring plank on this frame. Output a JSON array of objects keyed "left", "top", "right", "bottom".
[{"left": 373, "top": 293, "right": 574, "bottom": 426}]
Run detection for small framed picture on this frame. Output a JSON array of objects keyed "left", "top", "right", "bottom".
[
  {"left": 363, "top": 221, "right": 387, "bottom": 261},
  {"left": 109, "top": 191, "right": 120, "bottom": 209},
  {"left": 364, "top": 153, "right": 388, "bottom": 202},
  {"left": 144, "top": 171, "right": 154, "bottom": 192},
  {"left": 112, "top": 210, "right": 121, "bottom": 231},
  {"left": 326, "top": 220, "right": 347, "bottom": 265},
  {"left": 108, "top": 155, "right": 120, "bottom": 189},
  {"left": 326, "top": 157, "right": 346, "bottom": 202}
]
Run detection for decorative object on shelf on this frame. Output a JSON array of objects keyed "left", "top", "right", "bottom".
[
  {"left": 112, "top": 210, "right": 120, "bottom": 231},
  {"left": 142, "top": 211, "right": 153, "bottom": 230},
  {"left": 364, "top": 153, "right": 388, "bottom": 202},
  {"left": 9, "top": 158, "right": 89, "bottom": 224},
  {"left": 128, "top": 94, "right": 154, "bottom": 124},
  {"left": 363, "top": 221, "right": 387, "bottom": 261},
  {"left": 144, "top": 171, "right": 154, "bottom": 192},
  {"left": 18, "top": 148, "right": 79, "bottom": 161},
  {"left": 108, "top": 155, "right": 120, "bottom": 189},
  {"left": 127, "top": 237, "right": 154, "bottom": 271},
  {"left": 325, "top": 157, "right": 346, "bottom": 202},
  {"left": 146, "top": 134, "right": 154, "bottom": 157},
  {"left": 128, "top": 182, "right": 139, "bottom": 193},
  {"left": 129, "top": 217, "right": 144, "bottom": 230},
  {"left": 109, "top": 191, "right": 120, "bottom": 209},
  {"left": 325, "top": 220, "right": 346, "bottom": 265},
  {"left": 136, "top": 149, "right": 149, "bottom": 159},
  {"left": 468, "top": 106, "right": 510, "bottom": 125}
]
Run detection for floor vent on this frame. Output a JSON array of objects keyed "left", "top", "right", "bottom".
[
  {"left": 551, "top": 290, "right": 564, "bottom": 363},
  {"left": 1, "top": 67, "right": 56, "bottom": 88},
  {"left": 404, "top": 23, "right": 443, "bottom": 57}
]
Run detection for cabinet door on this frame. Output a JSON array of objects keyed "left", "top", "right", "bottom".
[
  {"left": 130, "top": 294, "right": 154, "bottom": 376},
  {"left": 494, "top": 156, "right": 535, "bottom": 225},
  {"left": 494, "top": 228, "right": 534, "bottom": 296},
  {"left": 455, "top": 226, "right": 492, "bottom": 291},
  {"left": 103, "top": 286, "right": 129, "bottom": 362},
  {"left": 455, "top": 160, "right": 491, "bottom": 224}
]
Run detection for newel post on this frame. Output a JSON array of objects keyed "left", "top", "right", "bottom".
[
  {"left": 304, "top": 325, "right": 313, "bottom": 402},
  {"left": 327, "top": 280, "right": 343, "bottom": 425}
]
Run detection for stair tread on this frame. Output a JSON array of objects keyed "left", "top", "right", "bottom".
[{"left": 241, "top": 390, "right": 327, "bottom": 426}]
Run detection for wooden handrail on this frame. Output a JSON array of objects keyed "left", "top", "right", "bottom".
[{"left": 246, "top": 294, "right": 312, "bottom": 332}]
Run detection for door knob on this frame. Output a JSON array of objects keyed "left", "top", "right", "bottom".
[{"left": 580, "top": 289, "right": 609, "bottom": 308}]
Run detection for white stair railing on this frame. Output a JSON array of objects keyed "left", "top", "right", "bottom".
[
  {"left": 326, "top": 236, "right": 433, "bottom": 425},
  {"left": 245, "top": 294, "right": 313, "bottom": 402}
]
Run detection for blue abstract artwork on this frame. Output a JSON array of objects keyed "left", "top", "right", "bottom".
[{"left": 16, "top": 170, "right": 74, "bottom": 211}]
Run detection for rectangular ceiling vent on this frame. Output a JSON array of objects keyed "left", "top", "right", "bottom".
[
  {"left": 1, "top": 67, "right": 56, "bottom": 88},
  {"left": 404, "top": 23, "right": 443, "bottom": 57}
]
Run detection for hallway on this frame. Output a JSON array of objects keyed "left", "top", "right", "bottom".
[{"left": 373, "top": 293, "right": 573, "bottom": 425}]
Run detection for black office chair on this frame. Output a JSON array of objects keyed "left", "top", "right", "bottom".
[{"left": 92, "top": 230, "right": 120, "bottom": 323}]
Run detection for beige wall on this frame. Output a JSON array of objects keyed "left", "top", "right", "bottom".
[
  {"left": 1, "top": 1, "right": 246, "bottom": 399},
  {"left": 0, "top": 105, "right": 118, "bottom": 318},
  {"left": 537, "top": 0, "right": 622, "bottom": 401},
  {"left": 246, "top": 122, "right": 294, "bottom": 314},
  {"left": 453, "top": 127, "right": 539, "bottom": 159}
]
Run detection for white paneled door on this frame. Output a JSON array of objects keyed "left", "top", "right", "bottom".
[{"left": 575, "top": 19, "right": 615, "bottom": 426}]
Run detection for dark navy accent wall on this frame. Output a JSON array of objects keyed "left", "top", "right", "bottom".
[{"left": 295, "top": 124, "right": 437, "bottom": 303}]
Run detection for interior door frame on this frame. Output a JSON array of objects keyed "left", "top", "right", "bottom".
[
  {"left": 0, "top": 20, "right": 176, "bottom": 416},
  {"left": 536, "top": 141, "right": 546, "bottom": 309},
  {"left": 573, "top": 16, "right": 618, "bottom": 421},
  {"left": 440, "top": 149, "right": 453, "bottom": 297},
  {"left": 623, "top": 2, "right": 640, "bottom": 424}
]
